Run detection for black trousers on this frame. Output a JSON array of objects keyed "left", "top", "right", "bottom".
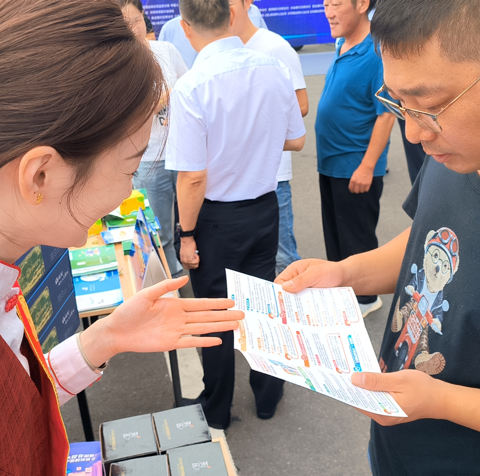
[
  {"left": 319, "top": 173, "right": 383, "bottom": 305},
  {"left": 190, "top": 191, "right": 284, "bottom": 428},
  {"left": 398, "top": 119, "right": 426, "bottom": 185}
]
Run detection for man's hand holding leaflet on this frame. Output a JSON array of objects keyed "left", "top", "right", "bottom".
[{"left": 227, "top": 269, "right": 407, "bottom": 418}]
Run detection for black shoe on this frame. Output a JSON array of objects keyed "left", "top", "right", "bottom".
[
  {"left": 208, "top": 415, "right": 231, "bottom": 431},
  {"left": 179, "top": 397, "right": 232, "bottom": 430},
  {"left": 256, "top": 387, "right": 284, "bottom": 420},
  {"left": 181, "top": 397, "right": 198, "bottom": 407}
]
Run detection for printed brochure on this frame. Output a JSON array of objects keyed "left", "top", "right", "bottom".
[{"left": 227, "top": 270, "right": 406, "bottom": 417}]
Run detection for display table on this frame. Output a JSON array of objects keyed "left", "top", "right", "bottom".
[{"left": 71, "top": 233, "right": 184, "bottom": 441}]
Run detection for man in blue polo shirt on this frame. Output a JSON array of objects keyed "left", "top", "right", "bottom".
[{"left": 316, "top": 0, "right": 395, "bottom": 317}]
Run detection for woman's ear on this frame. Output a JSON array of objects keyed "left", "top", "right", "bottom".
[{"left": 17, "top": 146, "right": 60, "bottom": 205}]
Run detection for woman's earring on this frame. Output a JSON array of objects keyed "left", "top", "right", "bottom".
[{"left": 36, "top": 193, "right": 43, "bottom": 205}]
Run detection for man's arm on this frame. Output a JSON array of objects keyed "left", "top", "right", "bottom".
[
  {"left": 295, "top": 89, "right": 309, "bottom": 117},
  {"left": 177, "top": 170, "right": 207, "bottom": 269},
  {"left": 349, "top": 112, "right": 396, "bottom": 194},
  {"left": 276, "top": 227, "right": 411, "bottom": 296},
  {"left": 284, "top": 134, "right": 305, "bottom": 152}
]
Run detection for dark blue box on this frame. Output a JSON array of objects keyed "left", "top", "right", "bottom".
[
  {"left": 39, "top": 290, "right": 80, "bottom": 352},
  {"left": 27, "top": 251, "right": 74, "bottom": 338},
  {"left": 15, "top": 245, "right": 66, "bottom": 299}
]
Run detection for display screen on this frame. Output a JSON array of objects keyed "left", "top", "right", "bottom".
[{"left": 142, "top": 1, "right": 333, "bottom": 46}]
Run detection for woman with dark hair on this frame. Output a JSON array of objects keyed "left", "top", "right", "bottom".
[{"left": 0, "top": 1, "right": 241, "bottom": 474}]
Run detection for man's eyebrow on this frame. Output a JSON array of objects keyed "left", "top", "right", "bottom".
[
  {"left": 385, "top": 83, "right": 445, "bottom": 97},
  {"left": 126, "top": 145, "right": 148, "bottom": 160}
]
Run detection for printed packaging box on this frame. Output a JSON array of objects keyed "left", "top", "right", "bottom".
[
  {"left": 67, "top": 441, "right": 103, "bottom": 476},
  {"left": 69, "top": 245, "right": 118, "bottom": 277},
  {"left": 26, "top": 251, "right": 74, "bottom": 337},
  {"left": 109, "top": 454, "right": 169, "bottom": 476},
  {"left": 167, "top": 442, "right": 228, "bottom": 476},
  {"left": 120, "top": 190, "right": 145, "bottom": 216},
  {"left": 152, "top": 404, "right": 211, "bottom": 452},
  {"left": 15, "top": 245, "right": 66, "bottom": 299},
  {"left": 73, "top": 269, "right": 123, "bottom": 313},
  {"left": 100, "top": 414, "right": 159, "bottom": 472},
  {"left": 39, "top": 290, "right": 80, "bottom": 352}
]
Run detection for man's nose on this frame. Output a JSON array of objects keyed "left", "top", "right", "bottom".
[
  {"left": 435, "top": 264, "right": 440, "bottom": 274},
  {"left": 404, "top": 115, "right": 437, "bottom": 146},
  {"left": 324, "top": 6, "right": 335, "bottom": 19}
]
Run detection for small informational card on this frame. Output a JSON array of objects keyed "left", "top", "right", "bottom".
[{"left": 227, "top": 270, "right": 406, "bottom": 418}]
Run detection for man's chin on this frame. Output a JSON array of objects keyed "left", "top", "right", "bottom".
[{"left": 440, "top": 156, "right": 478, "bottom": 175}]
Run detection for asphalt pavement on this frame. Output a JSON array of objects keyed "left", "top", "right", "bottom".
[{"left": 61, "top": 70, "right": 413, "bottom": 476}]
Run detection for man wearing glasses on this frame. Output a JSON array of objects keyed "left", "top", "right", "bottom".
[
  {"left": 315, "top": 0, "right": 396, "bottom": 318},
  {"left": 278, "top": 0, "right": 480, "bottom": 474}
]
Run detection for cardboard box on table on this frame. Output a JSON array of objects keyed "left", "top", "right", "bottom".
[
  {"left": 167, "top": 442, "right": 229, "bottom": 476},
  {"left": 109, "top": 455, "right": 169, "bottom": 476},
  {"left": 152, "top": 405, "right": 211, "bottom": 453},
  {"left": 100, "top": 414, "right": 159, "bottom": 472}
]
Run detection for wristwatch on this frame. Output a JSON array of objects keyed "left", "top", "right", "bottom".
[{"left": 177, "top": 224, "right": 196, "bottom": 238}]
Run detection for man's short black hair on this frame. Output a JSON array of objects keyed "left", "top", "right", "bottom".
[
  {"left": 179, "top": 0, "right": 230, "bottom": 32},
  {"left": 351, "top": 0, "right": 376, "bottom": 14},
  {"left": 371, "top": 0, "right": 480, "bottom": 63}
]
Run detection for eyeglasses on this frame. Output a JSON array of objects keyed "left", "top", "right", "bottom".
[
  {"left": 427, "top": 249, "right": 451, "bottom": 275},
  {"left": 375, "top": 75, "right": 480, "bottom": 133}
]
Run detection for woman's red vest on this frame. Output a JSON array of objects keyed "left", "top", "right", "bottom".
[{"left": 0, "top": 288, "right": 69, "bottom": 476}]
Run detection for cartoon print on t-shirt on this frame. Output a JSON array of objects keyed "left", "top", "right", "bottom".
[{"left": 390, "top": 227, "right": 459, "bottom": 375}]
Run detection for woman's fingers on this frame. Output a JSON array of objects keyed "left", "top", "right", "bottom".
[
  {"left": 181, "top": 309, "right": 244, "bottom": 323},
  {"left": 179, "top": 297, "right": 236, "bottom": 312},
  {"left": 141, "top": 276, "right": 189, "bottom": 300},
  {"left": 176, "top": 336, "right": 223, "bottom": 348},
  {"left": 184, "top": 321, "right": 240, "bottom": 335}
]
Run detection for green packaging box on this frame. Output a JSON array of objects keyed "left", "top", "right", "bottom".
[
  {"left": 69, "top": 244, "right": 118, "bottom": 277},
  {"left": 167, "top": 442, "right": 228, "bottom": 476},
  {"left": 100, "top": 414, "right": 159, "bottom": 472},
  {"left": 15, "top": 245, "right": 65, "bottom": 299},
  {"left": 153, "top": 404, "right": 211, "bottom": 452},
  {"left": 109, "top": 454, "right": 169, "bottom": 476}
]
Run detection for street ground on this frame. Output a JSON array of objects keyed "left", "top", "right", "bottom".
[{"left": 61, "top": 68, "right": 413, "bottom": 476}]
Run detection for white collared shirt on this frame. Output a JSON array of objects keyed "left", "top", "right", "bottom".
[
  {"left": 142, "top": 41, "right": 188, "bottom": 163},
  {"left": 0, "top": 261, "right": 99, "bottom": 405},
  {"left": 246, "top": 29, "right": 307, "bottom": 182},
  {"left": 165, "top": 36, "right": 306, "bottom": 202}
]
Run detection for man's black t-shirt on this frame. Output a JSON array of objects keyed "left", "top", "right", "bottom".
[{"left": 370, "top": 156, "right": 480, "bottom": 475}]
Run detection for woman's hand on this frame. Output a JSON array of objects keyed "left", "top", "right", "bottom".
[{"left": 81, "top": 276, "right": 243, "bottom": 367}]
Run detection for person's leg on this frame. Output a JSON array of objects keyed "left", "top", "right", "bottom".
[
  {"left": 238, "top": 192, "right": 285, "bottom": 418},
  {"left": 134, "top": 161, "right": 183, "bottom": 277},
  {"left": 329, "top": 176, "right": 384, "bottom": 304},
  {"left": 398, "top": 119, "right": 426, "bottom": 185},
  {"left": 319, "top": 174, "right": 342, "bottom": 262},
  {"left": 275, "top": 180, "right": 301, "bottom": 275},
  {"left": 189, "top": 200, "right": 255, "bottom": 429}
]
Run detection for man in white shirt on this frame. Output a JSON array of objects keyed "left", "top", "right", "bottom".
[
  {"left": 230, "top": 0, "right": 309, "bottom": 275},
  {"left": 158, "top": 2, "right": 267, "bottom": 68},
  {"left": 166, "top": 0, "right": 306, "bottom": 430}
]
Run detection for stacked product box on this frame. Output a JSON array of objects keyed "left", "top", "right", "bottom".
[
  {"left": 100, "top": 405, "right": 231, "bottom": 475},
  {"left": 15, "top": 245, "right": 80, "bottom": 353}
]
